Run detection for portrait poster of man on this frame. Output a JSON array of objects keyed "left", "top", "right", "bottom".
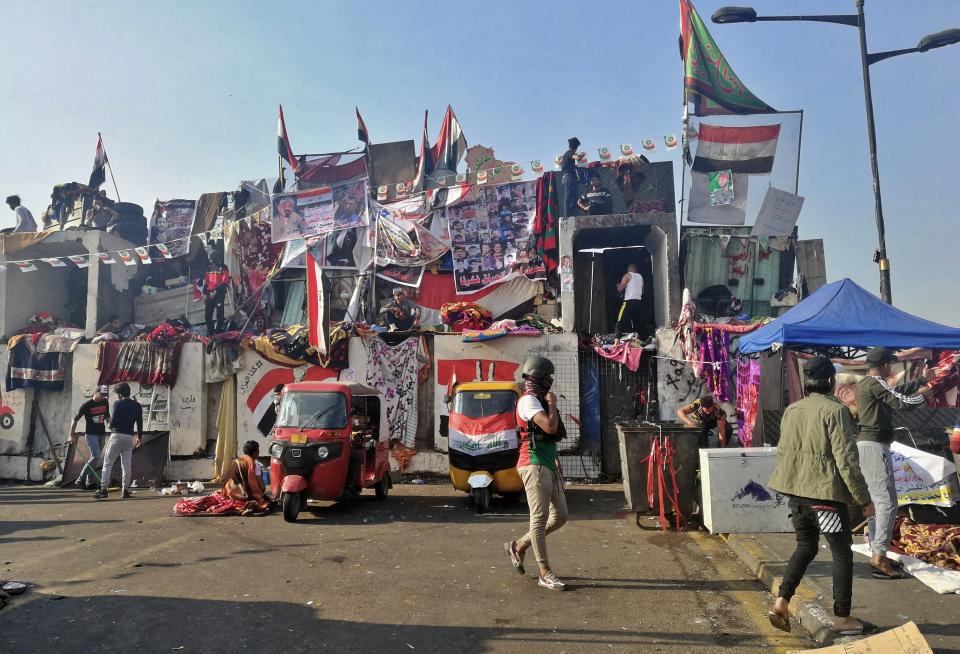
[{"left": 271, "top": 179, "right": 368, "bottom": 243}]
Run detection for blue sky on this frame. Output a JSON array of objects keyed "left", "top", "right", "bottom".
[{"left": 2, "top": 1, "right": 958, "bottom": 324}]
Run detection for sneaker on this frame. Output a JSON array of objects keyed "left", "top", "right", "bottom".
[
  {"left": 93, "top": 489, "right": 108, "bottom": 500},
  {"left": 538, "top": 572, "right": 567, "bottom": 591},
  {"left": 503, "top": 541, "right": 525, "bottom": 575},
  {"left": 121, "top": 490, "right": 132, "bottom": 499}
]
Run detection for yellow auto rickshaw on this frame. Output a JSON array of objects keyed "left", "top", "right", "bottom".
[{"left": 442, "top": 381, "right": 523, "bottom": 514}]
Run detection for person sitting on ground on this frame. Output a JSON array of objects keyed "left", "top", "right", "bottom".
[
  {"left": 220, "top": 440, "right": 272, "bottom": 514},
  {"left": 766, "top": 356, "right": 875, "bottom": 637},
  {"left": 676, "top": 394, "right": 729, "bottom": 447},
  {"left": 378, "top": 287, "right": 420, "bottom": 331},
  {"left": 5, "top": 195, "right": 37, "bottom": 233}
]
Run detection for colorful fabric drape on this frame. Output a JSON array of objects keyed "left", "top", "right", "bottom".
[
  {"left": 96, "top": 340, "right": 183, "bottom": 387},
  {"left": 233, "top": 211, "right": 284, "bottom": 306},
  {"left": 592, "top": 342, "right": 644, "bottom": 372},
  {"left": 895, "top": 518, "right": 960, "bottom": 572},
  {"left": 696, "top": 326, "right": 731, "bottom": 402},
  {"left": 735, "top": 358, "right": 761, "bottom": 447},
  {"left": 5, "top": 336, "right": 65, "bottom": 391},
  {"left": 365, "top": 336, "right": 420, "bottom": 448},
  {"left": 534, "top": 172, "right": 560, "bottom": 275},
  {"left": 212, "top": 375, "right": 238, "bottom": 482},
  {"left": 440, "top": 303, "right": 492, "bottom": 332}
]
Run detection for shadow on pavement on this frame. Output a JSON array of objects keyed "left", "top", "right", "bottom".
[
  {"left": 0, "top": 519, "right": 122, "bottom": 540},
  {"left": 0, "top": 593, "right": 772, "bottom": 652}
]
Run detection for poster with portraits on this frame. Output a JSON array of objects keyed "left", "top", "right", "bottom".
[
  {"left": 280, "top": 225, "right": 369, "bottom": 270},
  {"left": 271, "top": 179, "right": 368, "bottom": 243},
  {"left": 439, "top": 180, "right": 546, "bottom": 294}
]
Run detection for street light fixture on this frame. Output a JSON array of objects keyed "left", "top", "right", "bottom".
[{"left": 711, "top": 2, "right": 959, "bottom": 305}]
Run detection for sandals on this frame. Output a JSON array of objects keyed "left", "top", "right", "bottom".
[
  {"left": 870, "top": 563, "right": 904, "bottom": 579},
  {"left": 833, "top": 619, "right": 878, "bottom": 636},
  {"left": 767, "top": 610, "right": 791, "bottom": 633}
]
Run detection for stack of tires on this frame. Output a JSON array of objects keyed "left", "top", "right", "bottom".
[{"left": 110, "top": 202, "right": 148, "bottom": 245}]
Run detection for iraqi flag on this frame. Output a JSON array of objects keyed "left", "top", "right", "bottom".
[
  {"left": 356, "top": 107, "right": 370, "bottom": 146},
  {"left": 447, "top": 409, "right": 518, "bottom": 459},
  {"left": 692, "top": 123, "right": 780, "bottom": 174},
  {"left": 277, "top": 104, "right": 299, "bottom": 173},
  {"left": 88, "top": 135, "right": 107, "bottom": 188},
  {"left": 431, "top": 105, "right": 468, "bottom": 173},
  {"left": 306, "top": 253, "right": 330, "bottom": 355},
  {"left": 412, "top": 109, "right": 433, "bottom": 192}
]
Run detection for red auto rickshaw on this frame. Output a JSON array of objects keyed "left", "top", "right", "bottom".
[{"left": 269, "top": 382, "right": 392, "bottom": 522}]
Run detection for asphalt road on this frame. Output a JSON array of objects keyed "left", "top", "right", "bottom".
[{"left": 0, "top": 483, "right": 809, "bottom": 653}]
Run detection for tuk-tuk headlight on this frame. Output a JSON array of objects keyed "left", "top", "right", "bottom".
[
  {"left": 315, "top": 446, "right": 330, "bottom": 459},
  {"left": 269, "top": 442, "right": 284, "bottom": 458}
]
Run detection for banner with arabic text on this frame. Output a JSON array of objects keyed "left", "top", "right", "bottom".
[{"left": 438, "top": 180, "right": 545, "bottom": 294}]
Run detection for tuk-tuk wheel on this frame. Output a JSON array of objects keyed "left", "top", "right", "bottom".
[
  {"left": 282, "top": 492, "right": 302, "bottom": 522},
  {"left": 375, "top": 476, "right": 389, "bottom": 501},
  {"left": 474, "top": 486, "right": 491, "bottom": 515},
  {"left": 0, "top": 414, "right": 13, "bottom": 430}
]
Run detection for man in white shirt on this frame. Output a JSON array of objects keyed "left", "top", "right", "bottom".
[
  {"left": 615, "top": 263, "right": 644, "bottom": 337},
  {"left": 5, "top": 195, "right": 38, "bottom": 233}
]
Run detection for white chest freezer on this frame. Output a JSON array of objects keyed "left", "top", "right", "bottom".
[{"left": 699, "top": 447, "right": 793, "bottom": 534}]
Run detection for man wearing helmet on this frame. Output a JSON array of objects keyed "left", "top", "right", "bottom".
[{"left": 503, "top": 355, "right": 569, "bottom": 591}]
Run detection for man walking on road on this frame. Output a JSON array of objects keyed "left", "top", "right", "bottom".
[
  {"left": 504, "top": 356, "right": 568, "bottom": 591},
  {"left": 767, "top": 356, "right": 875, "bottom": 636},
  {"left": 94, "top": 382, "right": 143, "bottom": 500},
  {"left": 70, "top": 385, "right": 110, "bottom": 490},
  {"left": 855, "top": 347, "right": 932, "bottom": 579}
]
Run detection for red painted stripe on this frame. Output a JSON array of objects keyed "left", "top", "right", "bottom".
[
  {"left": 246, "top": 368, "right": 295, "bottom": 414},
  {"left": 697, "top": 123, "right": 780, "bottom": 145}
]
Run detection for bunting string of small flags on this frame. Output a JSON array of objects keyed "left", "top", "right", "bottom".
[
  {"left": 379, "top": 134, "right": 681, "bottom": 197},
  {"left": 0, "top": 207, "right": 270, "bottom": 273}
]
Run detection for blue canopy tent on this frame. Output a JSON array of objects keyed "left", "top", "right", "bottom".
[{"left": 740, "top": 278, "right": 960, "bottom": 355}]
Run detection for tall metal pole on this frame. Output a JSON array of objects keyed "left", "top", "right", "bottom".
[{"left": 855, "top": 0, "right": 892, "bottom": 304}]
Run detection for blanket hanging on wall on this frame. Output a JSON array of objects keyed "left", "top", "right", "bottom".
[
  {"left": 365, "top": 336, "right": 420, "bottom": 449},
  {"left": 5, "top": 336, "right": 65, "bottom": 391},
  {"left": 97, "top": 340, "right": 183, "bottom": 387}
]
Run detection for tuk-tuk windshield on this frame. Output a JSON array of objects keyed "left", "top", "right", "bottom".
[
  {"left": 453, "top": 390, "right": 517, "bottom": 419},
  {"left": 277, "top": 392, "right": 348, "bottom": 429}
]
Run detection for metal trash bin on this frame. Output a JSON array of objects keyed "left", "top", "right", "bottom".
[{"left": 616, "top": 421, "right": 701, "bottom": 526}]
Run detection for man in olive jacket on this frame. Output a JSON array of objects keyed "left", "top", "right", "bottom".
[{"left": 766, "top": 356, "right": 875, "bottom": 636}]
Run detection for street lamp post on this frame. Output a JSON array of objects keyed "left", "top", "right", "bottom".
[{"left": 712, "top": 2, "right": 960, "bottom": 305}]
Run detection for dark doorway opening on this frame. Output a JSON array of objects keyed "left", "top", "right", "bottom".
[{"left": 573, "top": 226, "right": 655, "bottom": 337}]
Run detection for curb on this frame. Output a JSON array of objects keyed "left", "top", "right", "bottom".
[{"left": 723, "top": 533, "right": 837, "bottom": 646}]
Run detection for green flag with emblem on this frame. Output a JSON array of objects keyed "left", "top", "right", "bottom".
[{"left": 680, "top": 0, "right": 774, "bottom": 115}]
